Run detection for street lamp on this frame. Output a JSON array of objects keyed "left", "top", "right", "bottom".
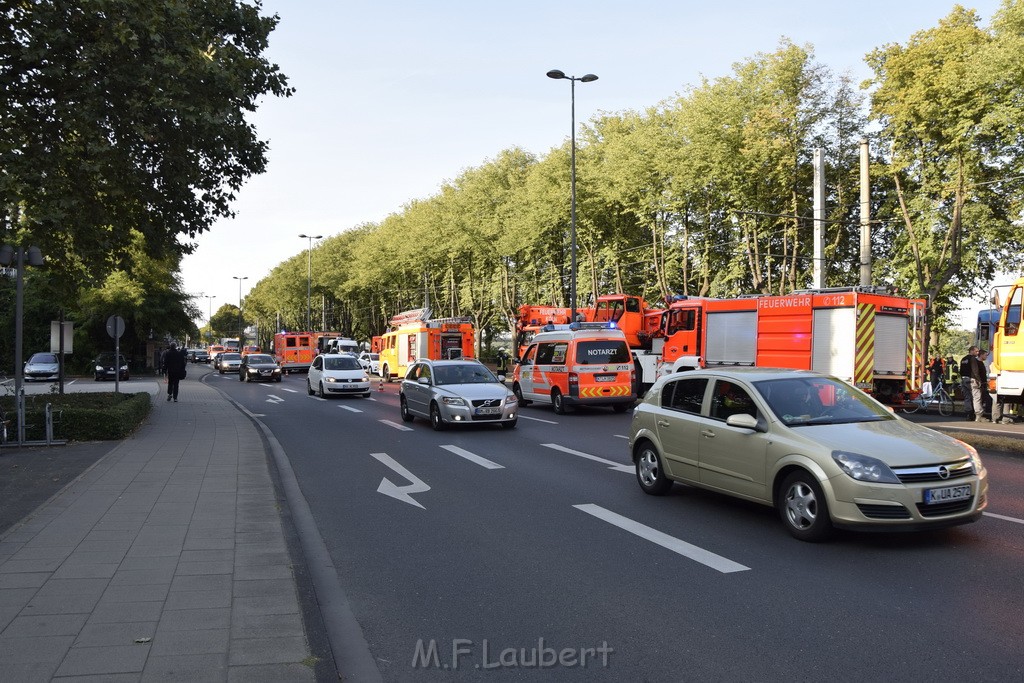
[
  {"left": 298, "top": 234, "right": 322, "bottom": 331},
  {"left": 205, "top": 295, "right": 216, "bottom": 342},
  {"left": 547, "top": 69, "right": 598, "bottom": 322},
  {"left": 0, "top": 243, "right": 45, "bottom": 444},
  {"left": 232, "top": 276, "right": 247, "bottom": 342}
]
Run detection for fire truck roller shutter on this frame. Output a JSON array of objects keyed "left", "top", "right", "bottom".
[
  {"left": 705, "top": 311, "right": 757, "bottom": 366},
  {"left": 812, "top": 308, "right": 856, "bottom": 380},
  {"left": 874, "top": 315, "right": 909, "bottom": 376}
]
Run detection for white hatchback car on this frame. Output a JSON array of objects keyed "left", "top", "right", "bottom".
[
  {"left": 358, "top": 352, "right": 380, "bottom": 376},
  {"left": 629, "top": 368, "right": 988, "bottom": 541},
  {"left": 307, "top": 353, "right": 371, "bottom": 398}
]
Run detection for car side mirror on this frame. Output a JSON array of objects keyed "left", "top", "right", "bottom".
[
  {"left": 726, "top": 413, "right": 762, "bottom": 431},
  {"left": 417, "top": 376, "right": 430, "bottom": 386}
]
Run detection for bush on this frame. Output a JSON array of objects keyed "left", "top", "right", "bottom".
[{"left": 1, "top": 392, "right": 152, "bottom": 442}]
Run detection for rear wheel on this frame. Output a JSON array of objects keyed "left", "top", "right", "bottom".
[
  {"left": 938, "top": 392, "right": 954, "bottom": 417},
  {"left": 612, "top": 403, "right": 629, "bottom": 414},
  {"left": 381, "top": 365, "right": 391, "bottom": 383},
  {"left": 552, "top": 389, "right": 572, "bottom": 414},
  {"left": 777, "top": 470, "right": 833, "bottom": 542},
  {"left": 430, "top": 402, "right": 446, "bottom": 431}
]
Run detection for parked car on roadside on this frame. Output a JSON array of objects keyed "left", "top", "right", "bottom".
[
  {"left": 238, "top": 354, "right": 282, "bottom": 383},
  {"left": 307, "top": 353, "right": 370, "bottom": 398},
  {"left": 629, "top": 367, "right": 988, "bottom": 541},
  {"left": 23, "top": 352, "right": 60, "bottom": 382},
  {"left": 358, "top": 352, "right": 380, "bottom": 376},
  {"left": 217, "top": 352, "right": 242, "bottom": 374},
  {"left": 93, "top": 353, "right": 129, "bottom": 381},
  {"left": 400, "top": 358, "right": 518, "bottom": 430}
]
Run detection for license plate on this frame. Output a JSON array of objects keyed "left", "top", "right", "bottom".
[
  {"left": 595, "top": 375, "right": 616, "bottom": 383},
  {"left": 475, "top": 407, "right": 501, "bottom": 415},
  {"left": 923, "top": 484, "right": 971, "bottom": 504}
]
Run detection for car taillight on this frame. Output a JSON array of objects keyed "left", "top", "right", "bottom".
[{"left": 568, "top": 372, "right": 578, "bottom": 387}]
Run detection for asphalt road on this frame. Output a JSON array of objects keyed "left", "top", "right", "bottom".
[
  {"left": 5, "top": 368, "right": 1023, "bottom": 681},
  {"left": 212, "top": 368, "right": 1024, "bottom": 682}
]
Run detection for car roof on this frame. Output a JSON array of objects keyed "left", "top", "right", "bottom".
[
  {"left": 661, "top": 367, "right": 826, "bottom": 382},
  {"left": 414, "top": 359, "right": 483, "bottom": 367}
]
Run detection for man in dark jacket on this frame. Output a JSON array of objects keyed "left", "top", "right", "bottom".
[
  {"left": 161, "top": 342, "right": 188, "bottom": 402},
  {"left": 959, "top": 346, "right": 986, "bottom": 422}
]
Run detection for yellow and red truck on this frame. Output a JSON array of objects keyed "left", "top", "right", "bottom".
[{"left": 377, "top": 309, "right": 476, "bottom": 382}]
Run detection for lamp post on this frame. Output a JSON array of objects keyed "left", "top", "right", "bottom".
[
  {"left": 233, "top": 276, "right": 247, "bottom": 342},
  {"left": 298, "top": 234, "right": 322, "bottom": 331},
  {"left": 547, "top": 69, "right": 597, "bottom": 322},
  {"left": 0, "top": 244, "right": 45, "bottom": 444},
  {"left": 205, "top": 295, "right": 216, "bottom": 342}
]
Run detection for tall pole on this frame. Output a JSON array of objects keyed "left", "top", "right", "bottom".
[
  {"left": 298, "top": 234, "right": 322, "bottom": 331},
  {"left": 547, "top": 70, "right": 597, "bottom": 322},
  {"left": 233, "top": 276, "right": 247, "bottom": 341},
  {"left": 206, "top": 295, "right": 216, "bottom": 342},
  {"left": 859, "top": 138, "right": 872, "bottom": 288}
]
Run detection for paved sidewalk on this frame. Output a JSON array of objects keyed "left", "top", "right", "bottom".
[{"left": 0, "top": 380, "right": 317, "bottom": 681}]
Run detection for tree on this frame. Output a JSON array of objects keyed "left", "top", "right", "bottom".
[
  {"left": 865, "top": 4, "right": 1024, "bottom": 337},
  {"left": 0, "top": 0, "right": 293, "bottom": 292}
]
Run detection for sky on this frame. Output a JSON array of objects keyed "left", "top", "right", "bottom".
[{"left": 180, "top": 0, "right": 1006, "bottom": 329}]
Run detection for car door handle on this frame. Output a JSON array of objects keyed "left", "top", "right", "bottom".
[
  {"left": 657, "top": 420, "right": 671, "bottom": 427},
  {"left": 700, "top": 429, "right": 716, "bottom": 438}
]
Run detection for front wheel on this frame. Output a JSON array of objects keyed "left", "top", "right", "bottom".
[
  {"left": 513, "top": 383, "right": 530, "bottom": 407},
  {"left": 430, "top": 402, "right": 446, "bottom": 431},
  {"left": 901, "top": 397, "right": 920, "bottom": 414},
  {"left": 777, "top": 471, "right": 833, "bottom": 542},
  {"left": 500, "top": 418, "right": 518, "bottom": 430},
  {"left": 306, "top": 380, "right": 314, "bottom": 396},
  {"left": 635, "top": 443, "right": 673, "bottom": 495},
  {"left": 400, "top": 395, "right": 414, "bottom": 422}
]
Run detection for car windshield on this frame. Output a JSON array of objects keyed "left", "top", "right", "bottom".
[
  {"left": 29, "top": 353, "right": 58, "bottom": 364},
  {"left": 433, "top": 364, "right": 497, "bottom": 385},
  {"left": 247, "top": 355, "right": 274, "bottom": 364},
  {"left": 755, "top": 377, "right": 895, "bottom": 426},
  {"left": 324, "top": 356, "right": 361, "bottom": 371},
  {"left": 221, "top": 354, "right": 241, "bottom": 360}
]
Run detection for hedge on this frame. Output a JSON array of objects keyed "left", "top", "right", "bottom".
[{"left": 1, "top": 392, "right": 152, "bottom": 442}]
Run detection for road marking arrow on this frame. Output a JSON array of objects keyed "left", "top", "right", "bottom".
[
  {"left": 541, "top": 443, "right": 633, "bottom": 473},
  {"left": 371, "top": 452, "right": 430, "bottom": 509}
]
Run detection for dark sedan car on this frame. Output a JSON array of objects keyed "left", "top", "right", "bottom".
[
  {"left": 238, "top": 354, "right": 282, "bottom": 382},
  {"left": 93, "top": 353, "right": 129, "bottom": 381}
]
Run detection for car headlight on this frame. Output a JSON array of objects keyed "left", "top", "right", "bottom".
[
  {"left": 505, "top": 394, "right": 518, "bottom": 405},
  {"left": 832, "top": 451, "right": 900, "bottom": 484},
  {"left": 95, "top": 365, "right": 104, "bottom": 371},
  {"left": 441, "top": 396, "right": 466, "bottom": 406},
  {"left": 956, "top": 440, "right": 983, "bottom": 474}
]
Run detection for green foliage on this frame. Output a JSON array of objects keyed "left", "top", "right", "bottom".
[{"left": 1, "top": 391, "right": 151, "bottom": 441}]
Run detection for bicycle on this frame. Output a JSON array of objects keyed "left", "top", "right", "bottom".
[{"left": 901, "top": 383, "right": 955, "bottom": 416}]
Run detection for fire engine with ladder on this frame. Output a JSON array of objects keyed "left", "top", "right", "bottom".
[
  {"left": 545, "top": 288, "right": 927, "bottom": 404},
  {"left": 375, "top": 308, "right": 476, "bottom": 382}
]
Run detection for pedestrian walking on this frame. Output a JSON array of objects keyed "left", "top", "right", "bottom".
[
  {"left": 161, "top": 342, "right": 188, "bottom": 402},
  {"left": 959, "top": 346, "right": 986, "bottom": 422}
]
